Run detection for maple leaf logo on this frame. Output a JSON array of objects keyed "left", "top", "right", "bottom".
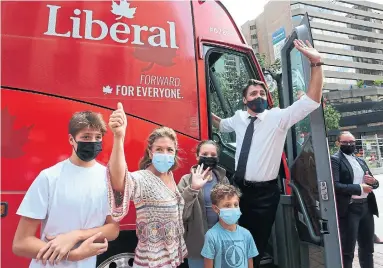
[
  {"left": 133, "top": 46, "right": 177, "bottom": 72},
  {"left": 103, "top": 85, "right": 113, "bottom": 95},
  {"left": 111, "top": 0, "right": 136, "bottom": 20},
  {"left": 1, "top": 108, "right": 33, "bottom": 158}
]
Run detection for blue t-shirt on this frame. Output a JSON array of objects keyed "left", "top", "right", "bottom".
[{"left": 201, "top": 222, "right": 258, "bottom": 268}]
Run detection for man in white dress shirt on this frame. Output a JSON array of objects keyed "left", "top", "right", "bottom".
[{"left": 211, "top": 39, "right": 324, "bottom": 267}]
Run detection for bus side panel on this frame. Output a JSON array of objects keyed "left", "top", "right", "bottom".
[
  {"left": 0, "top": 194, "right": 30, "bottom": 268},
  {"left": 1, "top": 89, "right": 199, "bottom": 265},
  {"left": 1, "top": 1, "right": 199, "bottom": 138},
  {"left": 192, "top": 0, "right": 246, "bottom": 45},
  {"left": 191, "top": 0, "right": 250, "bottom": 140}
]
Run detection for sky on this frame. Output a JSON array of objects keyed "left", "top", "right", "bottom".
[
  {"left": 221, "top": 0, "right": 268, "bottom": 26},
  {"left": 221, "top": 0, "right": 383, "bottom": 28}
]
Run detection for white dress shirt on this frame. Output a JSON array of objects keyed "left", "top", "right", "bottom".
[
  {"left": 342, "top": 153, "right": 368, "bottom": 199},
  {"left": 219, "top": 94, "right": 320, "bottom": 182}
]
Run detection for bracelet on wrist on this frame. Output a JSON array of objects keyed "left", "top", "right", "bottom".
[{"left": 310, "top": 61, "right": 324, "bottom": 67}]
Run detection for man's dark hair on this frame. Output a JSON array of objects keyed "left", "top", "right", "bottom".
[
  {"left": 242, "top": 79, "right": 267, "bottom": 98},
  {"left": 69, "top": 111, "right": 107, "bottom": 137},
  {"left": 336, "top": 131, "right": 354, "bottom": 142}
]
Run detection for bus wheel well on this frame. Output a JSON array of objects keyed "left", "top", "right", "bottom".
[{"left": 96, "top": 230, "right": 137, "bottom": 268}]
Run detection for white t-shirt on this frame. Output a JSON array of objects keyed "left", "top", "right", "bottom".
[{"left": 17, "top": 159, "right": 110, "bottom": 268}]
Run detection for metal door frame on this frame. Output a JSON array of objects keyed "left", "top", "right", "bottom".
[{"left": 279, "top": 13, "right": 343, "bottom": 268}]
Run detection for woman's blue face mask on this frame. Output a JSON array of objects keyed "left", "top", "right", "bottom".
[{"left": 152, "top": 153, "right": 175, "bottom": 173}]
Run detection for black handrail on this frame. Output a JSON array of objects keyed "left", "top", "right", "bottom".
[{"left": 288, "top": 181, "right": 321, "bottom": 243}]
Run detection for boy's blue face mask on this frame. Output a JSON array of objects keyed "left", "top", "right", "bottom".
[
  {"left": 152, "top": 153, "right": 175, "bottom": 173},
  {"left": 217, "top": 207, "right": 242, "bottom": 225}
]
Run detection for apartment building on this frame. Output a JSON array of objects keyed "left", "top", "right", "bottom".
[{"left": 241, "top": 0, "right": 383, "bottom": 142}]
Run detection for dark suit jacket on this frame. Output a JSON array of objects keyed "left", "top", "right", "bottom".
[{"left": 330, "top": 151, "right": 379, "bottom": 218}]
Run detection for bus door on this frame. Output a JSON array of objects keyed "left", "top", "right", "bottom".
[
  {"left": 202, "top": 44, "right": 288, "bottom": 266},
  {"left": 276, "top": 14, "right": 343, "bottom": 268}
]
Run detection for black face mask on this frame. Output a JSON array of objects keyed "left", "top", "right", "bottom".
[
  {"left": 246, "top": 97, "right": 267, "bottom": 113},
  {"left": 198, "top": 156, "right": 218, "bottom": 170},
  {"left": 74, "top": 141, "right": 102, "bottom": 162},
  {"left": 340, "top": 144, "right": 355, "bottom": 155}
]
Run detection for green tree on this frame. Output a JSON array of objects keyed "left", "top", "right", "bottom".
[
  {"left": 373, "top": 79, "right": 383, "bottom": 87},
  {"left": 323, "top": 103, "right": 341, "bottom": 130},
  {"left": 357, "top": 80, "right": 364, "bottom": 88}
]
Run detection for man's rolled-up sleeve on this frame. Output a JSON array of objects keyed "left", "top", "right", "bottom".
[
  {"left": 278, "top": 94, "right": 321, "bottom": 130},
  {"left": 219, "top": 112, "right": 238, "bottom": 133}
]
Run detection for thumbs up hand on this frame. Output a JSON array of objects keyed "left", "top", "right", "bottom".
[{"left": 109, "top": 102, "right": 127, "bottom": 139}]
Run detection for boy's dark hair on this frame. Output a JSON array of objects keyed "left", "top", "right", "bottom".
[
  {"left": 196, "top": 140, "right": 220, "bottom": 156},
  {"left": 242, "top": 79, "right": 267, "bottom": 98},
  {"left": 69, "top": 111, "right": 107, "bottom": 137},
  {"left": 211, "top": 183, "right": 242, "bottom": 205}
]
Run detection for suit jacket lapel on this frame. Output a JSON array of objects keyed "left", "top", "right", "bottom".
[
  {"left": 355, "top": 157, "right": 368, "bottom": 174},
  {"left": 339, "top": 152, "right": 354, "bottom": 181}
]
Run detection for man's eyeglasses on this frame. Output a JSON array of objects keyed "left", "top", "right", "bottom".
[{"left": 339, "top": 141, "right": 355, "bottom": 145}]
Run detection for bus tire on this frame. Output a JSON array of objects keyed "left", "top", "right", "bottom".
[{"left": 96, "top": 230, "right": 137, "bottom": 268}]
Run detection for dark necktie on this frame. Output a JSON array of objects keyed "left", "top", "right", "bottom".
[{"left": 236, "top": 116, "right": 257, "bottom": 179}]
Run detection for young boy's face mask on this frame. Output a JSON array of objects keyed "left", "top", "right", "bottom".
[
  {"left": 74, "top": 140, "right": 102, "bottom": 162},
  {"left": 216, "top": 207, "right": 242, "bottom": 225}
]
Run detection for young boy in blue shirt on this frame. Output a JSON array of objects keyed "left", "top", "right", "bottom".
[{"left": 201, "top": 184, "right": 258, "bottom": 268}]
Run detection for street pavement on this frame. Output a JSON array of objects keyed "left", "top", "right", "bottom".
[{"left": 353, "top": 174, "right": 383, "bottom": 267}]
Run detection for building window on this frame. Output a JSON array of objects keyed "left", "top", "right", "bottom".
[
  {"left": 313, "top": 29, "right": 383, "bottom": 45},
  {"left": 250, "top": 25, "right": 256, "bottom": 30},
  {"left": 292, "top": 3, "right": 383, "bottom": 24},
  {"left": 323, "top": 65, "right": 357, "bottom": 73},
  {"left": 314, "top": 40, "right": 383, "bottom": 54},
  {"left": 324, "top": 78, "right": 357, "bottom": 85},
  {"left": 251, "top": 34, "right": 257, "bottom": 40},
  {"left": 292, "top": 15, "right": 303, "bottom": 23},
  {"left": 320, "top": 53, "right": 383, "bottom": 66}
]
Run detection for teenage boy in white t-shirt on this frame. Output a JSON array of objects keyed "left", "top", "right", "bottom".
[{"left": 12, "top": 110, "right": 120, "bottom": 268}]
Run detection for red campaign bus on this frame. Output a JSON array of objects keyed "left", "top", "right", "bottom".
[{"left": 1, "top": 1, "right": 342, "bottom": 267}]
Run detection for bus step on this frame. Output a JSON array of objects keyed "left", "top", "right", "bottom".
[{"left": 260, "top": 254, "right": 273, "bottom": 265}]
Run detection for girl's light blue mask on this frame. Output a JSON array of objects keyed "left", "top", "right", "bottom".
[
  {"left": 218, "top": 207, "right": 242, "bottom": 225},
  {"left": 152, "top": 153, "right": 175, "bottom": 173}
]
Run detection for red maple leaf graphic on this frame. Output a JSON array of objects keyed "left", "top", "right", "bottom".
[
  {"left": 1, "top": 108, "right": 33, "bottom": 158},
  {"left": 133, "top": 46, "right": 177, "bottom": 72}
]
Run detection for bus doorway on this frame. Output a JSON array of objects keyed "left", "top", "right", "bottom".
[{"left": 204, "top": 14, "right": 343, "bottom": 268}]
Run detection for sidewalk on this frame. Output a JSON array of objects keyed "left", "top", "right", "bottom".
[
  {"left": 353, "top": 244, "right": 383, "bottom": 267},
  {"left": 353, "top": 174, "right": 383, "bottom": 267}
]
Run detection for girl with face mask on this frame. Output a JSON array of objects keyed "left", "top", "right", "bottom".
[
  {"left": 107, "top": 105, "right": 187, "bottom": 268},
  {"left": 177, "top": 140, "right": 230, "bottom": 268}
]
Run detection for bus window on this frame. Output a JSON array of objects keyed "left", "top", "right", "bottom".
[
  {"left": 204, "top": 48, "right": 259, "bottom": 177},
  {"left": 207, "top": 50, "right": 255, "bottom": 144},
  {"left": 289, "top": 47, "right": 312, "bottom": 158}
]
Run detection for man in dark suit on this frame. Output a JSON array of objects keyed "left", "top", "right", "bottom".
[{"left": 331, "top": 131, "right": 379, "bottom": 268}]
